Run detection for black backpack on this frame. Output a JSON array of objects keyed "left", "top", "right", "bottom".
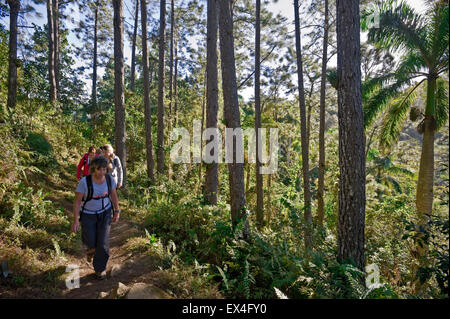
[
  {"left": 112, "top": 157, "right": 120, "bottom": 170},
  {"left": 80, "top": 174, "right": 112, "bottom": 215}
]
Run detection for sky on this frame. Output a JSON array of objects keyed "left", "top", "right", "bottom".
[{"left": 0, "top": 0, "right": 428, "bottom": 100}]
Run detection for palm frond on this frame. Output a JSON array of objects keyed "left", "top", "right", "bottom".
[
  {"left": 363, "top": 0, "right": 430, "bottom": 63},
  {"left": 435, "top": 77, "right": 449, "bottom": 131},
  {"left": 385, "top": 176, "right": 403, "bottom": 194},
  {"left": 362, "top": 51, "right": 426, "bottom": 129},
  {"left": 363, "top": 75, "right": 416, "bottom": 129},
  {"left": 429, "top": 1, "right": 449, "bottom": 66},
  {"left": 395, "top": 51, "right": 427, "bottom": 78},
  {"left": 385, "top": 165, "right": 415, "bottom": 177},
  {"left": 379, "top": 86, "right": 418, "bottom": 150}
]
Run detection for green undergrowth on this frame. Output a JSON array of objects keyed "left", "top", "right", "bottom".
[
  {"left": 121, "top": 161, "right": 448, "bottom": 299},
  {"left": 0, "top": 103, "right": 89, "bottom": 296}
]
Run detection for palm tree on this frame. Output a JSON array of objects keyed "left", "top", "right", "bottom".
[{"left": 362, "top": 0, "right": 449, "bottom": 294}]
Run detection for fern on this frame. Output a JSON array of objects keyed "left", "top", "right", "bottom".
[
  {"left": 216, "top": 266, "right": 229, "bottom": 291},
  {"left": 274, "top": 287, "right": 289, "bottom": 299}
]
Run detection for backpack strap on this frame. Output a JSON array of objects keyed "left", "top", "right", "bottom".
[
  {"left": 81, "top": 175, "right": 94, "bottom": 213},
  {"left": 113, "top": 157, "right": 119, "bottom": 169},
  {"left": 105, "top": 174, "right": 113, "bottom": 213},
  {"left": 105, "top": 174, "right": 112, "bottom": 197}
]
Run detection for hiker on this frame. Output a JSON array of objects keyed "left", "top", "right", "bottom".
[
  {"left": 76, "top": 146, "right": 97, "bottom": 180},
  {"left": 71, "top": 156, "right": 121, "bottom": 280},
  {"left": 95, "top": 147, "right": 103, "bottom": 157},
  {"left": 103, "top": 144, "right": 123, "bottom": 189}
]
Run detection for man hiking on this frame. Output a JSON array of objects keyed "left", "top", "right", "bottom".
[{"left": 72, "top": 156, "right": 121, "bottom": 280}]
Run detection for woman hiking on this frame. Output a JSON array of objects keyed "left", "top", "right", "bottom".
[
  {"left": 102, "top": 144, "right": 123, "bottom": 189},
  {"left": 76, "top": 146, "right": 97, "bottom": 180},
  {"left": 71, "top": 156, "right": 121, "bottom": 280}
]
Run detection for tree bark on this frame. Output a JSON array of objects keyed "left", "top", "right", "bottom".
[
  {"left": 141, "top": 0, "right": 155, "bottom": 182},
  {"left": 413, "top": 75, "right": 437, "bottom": 294},
  {"left": 47, "top": 0, "right": 57, "bottom": 105},
  {"left": 198, "top": 79, "right": 206, "bottom": 188},
  {"left": 255, "top": 0, "right": 264, "bottom": 229},
  {"left": 92, "top": 2, "right": 99, "bottom": 116},
  {"left": 113, "top": 0, "right": 127, "bottom": 187},
  {"left": 130, "top": 0, "right": 139, "bottom": 92},
  {"left": 416, "top": 76, "right": 436, "bottom": 218},
  {"left": 173, "top": 44, "right": 178, "bottom": 127},
  {"left": 218, "top": 0, "right": 249, "bottom": 237},
  {"left": 336, "top": 0, "right": 365, "bottom": 271},
  {"left": 168, "top": 0, "right": 174, "bottom": 117},
  {"left": 294, "top": 0, "right": 312, "bottom": 249},
  {"left": 53, "top": 0, "right": 60, "bottom": 100},
  {"left": 157, "top": 0, "right": 166, "bottom": 174},
  {"left": 6, "top": 0, "right": 20, "bottom": 110},
  {"left": 205, "top": 0, "right": 219, "bottom": 205},
  {"left": 317, "top": 0, "right": 329, "bottom": 227}
]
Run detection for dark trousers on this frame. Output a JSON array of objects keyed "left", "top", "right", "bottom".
[{"left": 80, "top": 208, "right": 112, "bottom": 273}]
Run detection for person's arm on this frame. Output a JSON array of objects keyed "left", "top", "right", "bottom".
[
  {"left": 76, "top": 156, "right": 85, "bottom": 180},
  {"left": 116, "top": 157, "right": 123, "bottom": 188},
  {"left": 72, "top": 192, "right": 84, "bottom": 233},
  {"left": 110, "top": 188, "right": 120, "bottom": 222}
]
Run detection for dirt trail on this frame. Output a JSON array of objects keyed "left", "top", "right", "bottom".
[{"left": 49, "top": 167, "right": 165, "bottom": 299}]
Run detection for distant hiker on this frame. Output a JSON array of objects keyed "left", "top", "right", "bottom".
[
  {"left": 95, "top": 147, "right": 103, "bottom": 157},
  {"left": 103, "top": 144, "right": 123, "bottom": 189},
  {"left": 71, "top": 156, "right": 121, "bottom": 280},
  {"left": 76, "top": 146, "right": 97, "bottom": 180}
]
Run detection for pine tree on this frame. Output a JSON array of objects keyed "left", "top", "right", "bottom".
[
  {"left": 218, "top": 0, "right": 249, "bottom": 237},
  {"left": 294, "top": 0, "right": 312, "bottom": 249},
  {"left": 157, "top": 0, "right": 166, "bottom": 174},
  {"left": 141, "top": 0, "right": 155, "bottom": 182},
  {"left": 205, "top": 0, "right": 219, "bottom": 205},
  {"left": 336, "top": 0, "right": 365, "bottom": 271},
  {"left": 113, "top": 0, "right": 127, "bottom": 187},
  {"left": 6, "top": 0, "right": 20, "bottom": 110}
]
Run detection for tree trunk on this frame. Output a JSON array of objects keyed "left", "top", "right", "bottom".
[
  {"left": 6, "top": 0, "right": 20, "bottom": 110},
  {"left": 245, "top": 161, "right": 250, "bottom": 195},
  {"left": 92, "top": 2, "right": 99, "bottom": 117},
  {"left": 255, "top": 0, "right": 264, "bottom": 229},
  {"left": 416, "top": 76, "right": 436, "bottom": 219},
  {"left": 157, "top": 0, "right": 166, "bottom": 174},
  {"left": 306, "top": 80, "right": 315, "bottom": 147},
  {"left": 336, "top": 0, "right": 365, "bottom": 271},
  {"left": 317, "top": 0, "right": 329, "bottom": 227},
  {"left": 173, "top": 44, "right": 178, "bottom": 127},
  {"left": 130, "top": 0, "right": 139, "bottom": 92},
  {"left": 205, "top": 0, "right": 219, "bottom": 205},
  {"left": 218, "top": 0, "right": 249, "bottom": 237},
  {"left": 267, "top": 172, "right": 272, "bottom": 225},
  {"left": 413, "top": 75, "right": 436, "bottom": 294},
  {"left": 113, "top": 0, "right": 127, "bottom": 187},
  {"left": 47, "top": 0, "right": 57, "bottom": 105},
  {"left": 168, "top": 0, "right": 174, "bottom": 117},
  {"left": 53, "top": 0, "right": 60, "bottom": 100},
  {"left": 198, "top": 80, "right": 206, "bottom": 188},
  {"left": 141, "top": 0, "right": 155, "bottom": 182},
  {"left": 294, "top": 0, "right": 312, "bottom": 249}
]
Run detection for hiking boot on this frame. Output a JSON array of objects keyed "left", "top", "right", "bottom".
[
  {"left": 95, "top": 271, "right": 107, "bottom": 280},
  {"left": 86, "top": 248, "right": 95, "bottom": 263}
]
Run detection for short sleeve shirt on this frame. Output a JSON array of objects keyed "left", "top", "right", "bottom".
[{"left": 76, "top": 175, "right": 117, "bottom": 213}]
